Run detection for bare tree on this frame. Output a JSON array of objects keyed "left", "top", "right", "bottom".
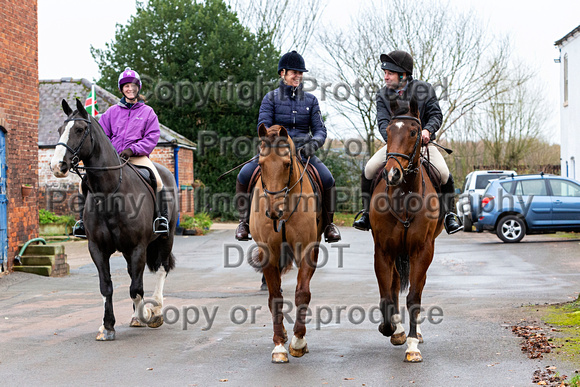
[
  {"left": 229, "top": 0, "right": 324, "bottom": 54},
  {"left": 317, "top": 0, "right": 534, "bottom": 164},
  {"left": 470, "top": 78, "right": 548, "bottom": 169}
]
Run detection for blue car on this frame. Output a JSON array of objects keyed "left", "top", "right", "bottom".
[{"left": 475, "top": 174, "right": 580, "bottom": 242}]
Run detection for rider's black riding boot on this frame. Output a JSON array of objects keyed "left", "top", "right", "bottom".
[
  {"left": 322, "top": 184, "right": 341, "bottom": 243},
  {"left": 353, "top": 173, "right": 373, "bottom": 231},
  {"left": 154, "top": 188, "right": 170, "bottom": 235},
  {"left": 72, "top": 200, "right": 87, "bottom": 239},
  {"left": 441, "top": 174, "right": 463, "bottom": 234},
  {"left": 235, "top": 180, "right": 251, "bottom": 241}
]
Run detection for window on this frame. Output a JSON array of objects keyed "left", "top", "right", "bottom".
[
  {"left": 564, "top": 53, "right": 569, "bottom": 106},
  {"left": 549, "top": 179, "right": 580, "bottom": 197},
  {"left": 514, "top": 179, "right": 547, "bottom": 196}
]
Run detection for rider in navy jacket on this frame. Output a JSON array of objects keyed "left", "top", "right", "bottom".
[{"left": 235, "top": 51, "right": 341, "bottom": 244}]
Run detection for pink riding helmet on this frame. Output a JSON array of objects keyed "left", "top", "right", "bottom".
[{"left": 118, "top": 67, "right": 141, "bottom": 92}]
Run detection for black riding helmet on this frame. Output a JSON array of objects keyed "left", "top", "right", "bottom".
[
  {"left": 278, "top": 50, "right": 309, "bottom": 74},
  {"left": 380, "top": 50, "right": 413, "bottom": 75}
]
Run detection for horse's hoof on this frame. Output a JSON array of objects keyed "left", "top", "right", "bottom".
[
  {"left": 271, "top": 352, "right": 289, "bottom": 363},
  {"left": 378, "top": 322, "right": 395, "bottom": 337},
  {"left": 390, "top": 332, "right": 407, "bottom": 346},
  {"left": 289, "top": 343, "right": 309, "bottom": 358},
  {"left": 404, "top": 351, "right": 423, "bottom": 363},
  {"left": 130, "top": 317, "right": 147, "bottom": 327},
  {"left": 417, "top": 333, "right": 424, "bottom": 343},
  {"left": 96, "top": 326, "right": 115, "bottom": 341},
  {"left": 147, "top": 315, "right": 164, "bottom": 328}
]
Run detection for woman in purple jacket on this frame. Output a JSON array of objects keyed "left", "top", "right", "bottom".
[{"left": 72, "top": 67, "right": 169, "bottom": 237}]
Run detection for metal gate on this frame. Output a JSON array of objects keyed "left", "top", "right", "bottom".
[{"left": 0, "top": 130, "right": 7, "bottom": 271}]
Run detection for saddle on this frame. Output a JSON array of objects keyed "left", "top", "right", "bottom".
[{"left": 128, "top": 164, "right": 158, "bottom": 193}]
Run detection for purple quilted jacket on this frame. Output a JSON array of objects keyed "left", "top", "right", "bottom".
[{"left": 99, "top": 101, "right": 160, "bottom": 156}]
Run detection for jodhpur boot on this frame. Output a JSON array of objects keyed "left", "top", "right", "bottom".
[
  {"left": 235, "top": 180, "right": 252, "bottom": 241},
  {"left": 322, "top": 185, "right": 341, "bottom": 243},
  {"left": 154, "top": 188, "right": 170, "bottom": 235},
  {"left": 441, "top": 174, "right": 463, "bottom": 234},
  {"left": 353, "top": 173, "right": 373, "bottom": 231}
]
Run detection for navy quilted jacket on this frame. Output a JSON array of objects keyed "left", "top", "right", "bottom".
[{"left": 257, "top": 80, "right": 327, "bottom": 150}]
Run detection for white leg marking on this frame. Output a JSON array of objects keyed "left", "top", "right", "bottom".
[
  {"left": 290, "top": 335, "right": 307, "bottom": 350},
  {"left": 272, "top": 344, "right": 288, "bottom": 354},
  {"left": 51, "top": 121, "right": 73, "bottom": 176},
  {"left": 152, "top": 266, "right": 167, "bottom": 306},
  {"left": 406, "top": 337, "right": 420, "bottom": 354},
  {"left": 416, "top": 312, "right": 422, "bottom": 336},
  {"left": 132, "top": 294, "right": 151, "bottom": 321}
]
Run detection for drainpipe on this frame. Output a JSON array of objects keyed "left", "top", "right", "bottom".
[{"left": 174, "top": 146, "right": 180, "bottom": 227}]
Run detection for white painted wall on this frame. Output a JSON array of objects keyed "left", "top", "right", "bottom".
[{"left": 559, "top": 31, "right": 580, "bottom": 180}]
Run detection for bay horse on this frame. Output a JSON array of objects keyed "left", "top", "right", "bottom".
[
  {"left": 50, "top": 99, "right": 177, "bottom": 341},
  {"left": 248, "top": 124, "right": 323, "bottom": 363},
  {"left": 370, "top": 97, "right": 444, "bottom": 362}
]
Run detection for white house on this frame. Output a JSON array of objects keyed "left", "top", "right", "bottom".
[{"left": 556, "top": 25, "right": 580, "bottom": 180}]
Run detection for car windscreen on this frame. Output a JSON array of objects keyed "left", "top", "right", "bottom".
[{"left": 475, "top": 174, "right": 508, "bottom": 190}]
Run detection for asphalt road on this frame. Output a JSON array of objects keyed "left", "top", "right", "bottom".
[{"left": 0, "top": 225, "right": 579, "bottom": 386}]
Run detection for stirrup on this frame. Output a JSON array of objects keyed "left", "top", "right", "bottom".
[
  {"left": 153, "top": 216, "right": 169, "bottom": 235},
  {"left": 72, "top": 220, "right": 87, "bottom": 239},
  {"left": 444, "top": 212, "right": 463, "bottom": 235}
]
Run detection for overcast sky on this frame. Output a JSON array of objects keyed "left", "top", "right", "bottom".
[{"left": 38, "top": 0, "right": 580, "bottom": 143}]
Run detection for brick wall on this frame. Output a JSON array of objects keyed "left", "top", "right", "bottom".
[{"left": 0, "top": 0, "right": 39, "bottom": 270}]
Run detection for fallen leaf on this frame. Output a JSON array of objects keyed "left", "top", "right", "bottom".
[
  {"left": 219, "top": 379, "right": 228, "bottom": 383},
  {"left": 343, "top": 378, "right": 354, "bottom": 380},
  {"left": 146, "top": 368, "right": 153, "bottom": 371}
]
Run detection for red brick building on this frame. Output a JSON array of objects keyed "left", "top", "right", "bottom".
[
  {"left": 39, "top": 78, "right": 196, "bottom": 223},
  {"left": 0, "top": 0, "right": 39, "bottom": 272}
]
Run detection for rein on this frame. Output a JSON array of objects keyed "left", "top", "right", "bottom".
[
  {"left": 57, "top": 115, "right": 127, "bottom": 195},
  {"left": 383, "top": 115, "right": 427, "bottom": 241},
  {"left": 260, "top": 143, "right": 311, "bottom": 233}
]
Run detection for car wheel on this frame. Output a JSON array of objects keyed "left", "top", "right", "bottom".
[
  {"left": 463, "top": 214, "right": 473, "bottom": 232},
  {"left": 496, "top": 215, "right": 526, "bottom": 243}
]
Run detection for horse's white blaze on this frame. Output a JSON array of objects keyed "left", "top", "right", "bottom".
[
  {"left": 388, "top": 167, "right": 397, "bottom": 180},
  {"left": 290, "top": 335, "right": 307, "bottom": 350},
  {"left": 395, "top": 122, "right": 404, "bottom": 129},
  {"left": 50, "top": 121, "right": 74, "bottom": 177},
  {"left": 272, "top": 344, "right": 288, "bottom": 354},
  {"left": 405, "top": 337, "right": 420, "bottom": 354}
]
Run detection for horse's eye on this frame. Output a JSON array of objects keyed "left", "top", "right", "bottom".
[
  {"left": 410, "top": 130, "right": 417, "bottom": 137},
  {"left": 284, "top": 162, "right": 291, "bottom": 169},
  {"left": 76, "top": 125, "right": 85, "bottom": 133}
]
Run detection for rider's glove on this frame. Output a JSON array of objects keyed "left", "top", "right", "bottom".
[{"left": 119, "top": 148, "right": 134, "bottom": 160}]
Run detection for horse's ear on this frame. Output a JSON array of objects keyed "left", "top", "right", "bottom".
[
  {"left": 258, "top": 123, "right": 268, "bottom": 138},
  {"left": 76, "top": 98, "right": 88, "bottom": 119},
  {"left": 62, "top": 99, "right": 73, "bottom": 116},
  {"left": 278, "top": 126, "right": 289, "bottom": 138},
  {"left": 409, "top": 95, "right": 419, "bottom": 118}
]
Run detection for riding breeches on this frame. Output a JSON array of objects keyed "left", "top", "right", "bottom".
[
  {"left": 238, "top": 154, "right": 335, "bottom": 189},
  {"left": 364, "top": 143, "right": 449, "bottom": 184}
]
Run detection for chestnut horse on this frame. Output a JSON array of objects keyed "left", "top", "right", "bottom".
[
  {"left": 370, "top": 97, "right": 444, "bottom": 362},
  {"left": 248, "top": 124, "right": 323, "bottom": 363}
]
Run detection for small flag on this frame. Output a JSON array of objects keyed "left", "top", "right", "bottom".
[{"left": 85, "top": 84, "right": 99, "bottom": 116}]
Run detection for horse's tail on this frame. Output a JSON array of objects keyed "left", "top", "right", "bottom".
[
  {"left": 146, "top": 238, "right": 176, "bottom": 273},
  {"left": 396, "top": 253, "right": 410, "bottom": 291}
]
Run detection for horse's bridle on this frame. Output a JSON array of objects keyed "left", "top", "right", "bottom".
[
  {"left": 384, "top": 115, "right": 423, "bottom": 177},
  {"left": 260, "top": 140, "right": 310, "bottom": 232},
  {"left": 56, "top": 117, "right": 95, "bottom": 171}
]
